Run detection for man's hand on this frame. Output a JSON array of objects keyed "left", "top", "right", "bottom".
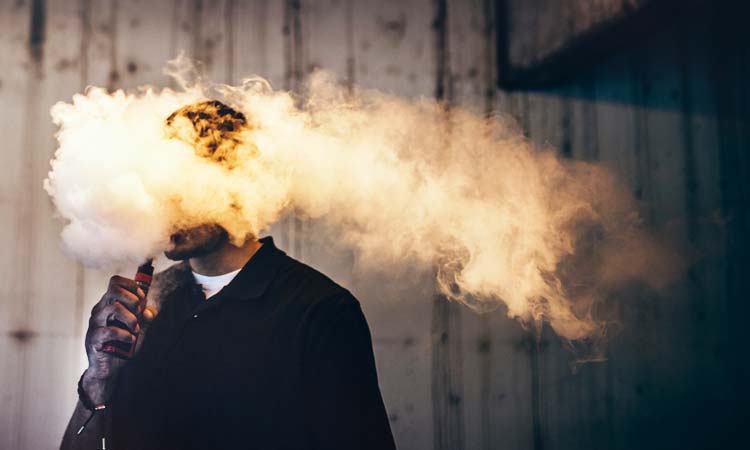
[{"left": 81, "top": 276, "right": 157, "bottom": 405}]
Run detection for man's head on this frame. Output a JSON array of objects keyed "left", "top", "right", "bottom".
[
  {"left": 163, "top": 100, "right": 248, "bottom": 260},
  {"left": 164, "top": 223, "right": 229, "bottom": 261},
  {"left": 165, "top": 99, "right": 249, "bottom": 167}
]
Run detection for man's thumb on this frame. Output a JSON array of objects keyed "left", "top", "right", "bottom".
[{"left": 142, "top": 305, "right": 158, "bottom": 324}]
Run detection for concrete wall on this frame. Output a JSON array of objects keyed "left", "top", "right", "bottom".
[{"left": 0, "top": 1, "right": 746, "bottom": 449}]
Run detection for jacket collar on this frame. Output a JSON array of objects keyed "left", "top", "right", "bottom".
[
  {"left": 218, "top": 236, "right": 287, "bottom": 301},
  {"left": 153, "top": 236, "right": 286, "bottom": 309}
]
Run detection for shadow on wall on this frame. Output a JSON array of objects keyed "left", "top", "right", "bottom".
[
  {"left": 511, "top": 3, "right": 748, "bottom": 116},
  {"left": 493, "top": 3, "right": 748, "bottom": 449}
]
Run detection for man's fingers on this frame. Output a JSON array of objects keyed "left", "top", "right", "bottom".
[
  {"left": 92, "top": 275, "right": 145, "bottom": 320},
  {"left": 89, "top": 274, "right": 150, "bottom": 331},
  {"left": 95, "top": 302, "right": 140, "bottom": 334},
  {"left": 91, "top": 326, "right": 136, "bottom": 351},
  {"left": 102, "top": 285, "right": 141, "bottom": 315},
  {"left": 109, "top": 275, "right": 145, "bottom": 299}
]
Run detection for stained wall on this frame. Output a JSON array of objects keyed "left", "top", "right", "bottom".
[{"left": 0, "top": 1, "right": 746, "bottom": 449}]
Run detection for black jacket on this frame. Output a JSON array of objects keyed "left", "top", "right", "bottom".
[{"left": 109, "top": 236, "right": 396, "bottom": 450}]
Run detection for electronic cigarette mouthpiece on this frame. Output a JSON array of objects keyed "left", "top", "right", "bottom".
[
  {"left": 102, "top": 260, "right": 154, "bottom": 359},
  {"left": 134, "top": 260, "right": 155, "bottom": 297}
]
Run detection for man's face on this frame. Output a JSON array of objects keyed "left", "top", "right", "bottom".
[{"left": 164, "top": 223, "right": 228, "bottom": 261}]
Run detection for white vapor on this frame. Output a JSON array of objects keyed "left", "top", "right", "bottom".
[{"left": 44, "top": 57, "right": 678, "bottom": 350}]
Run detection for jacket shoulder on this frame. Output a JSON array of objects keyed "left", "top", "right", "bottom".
[{"left": 281, "top": 256, "right": 359, "bottom": 305}]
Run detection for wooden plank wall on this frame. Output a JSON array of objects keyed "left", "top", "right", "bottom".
[{"left": 0, "top": 1, "right": 746, "bottom": 450}]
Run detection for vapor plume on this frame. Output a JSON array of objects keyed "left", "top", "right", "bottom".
[{"left": 44, "top": 57, "right": 676, "bottom": 350}]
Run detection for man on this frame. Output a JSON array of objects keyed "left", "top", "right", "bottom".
[{"left": 60, "top": 101, "right": 397, "bottom": 450}]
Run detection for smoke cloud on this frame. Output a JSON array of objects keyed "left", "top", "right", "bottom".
[{"left": 44, "top": 57, "right": 677, "bottom": 350}]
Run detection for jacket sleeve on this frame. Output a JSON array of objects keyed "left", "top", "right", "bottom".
[
  {"left": 59, "top": 399, "right": 108, "bottom": 450},
  {"left": 303, "top": 297, "right": 397, "bottom": 450}
]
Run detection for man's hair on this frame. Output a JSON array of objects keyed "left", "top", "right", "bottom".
[{"left": 165, "top": 100, "right": 249, "bottom": 166}]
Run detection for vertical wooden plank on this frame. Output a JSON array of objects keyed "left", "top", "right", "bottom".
[
  {"left": 0, "top": 0, "right": 90, "bottom": 448},
  {"left": 352, "top": 0, "right": 433, "bottom": 98},
  {"left": 187, "top": 1, "right": 234, "bottom": 100},
  {"left": 588, "top": 46, "right": 646, "bottom": 450},
  {"left": 171, "top": 0, "right": 218, "bottom": 73},
  {"left": 196, "top": 1, "right": 231, "bottom": 85},
  {"left": 495, "top": 60, "right": 541, "bottom": 450},
  {"left": 669, "top": 12, "right": 733, "bottom": 447},
  {"left": 495, "top": 35, "right": 626, "bottom": 450},
  {"left": 431, "top": 296, "right": 465, "bottom": 450},
  {"left": 355, "top": 269, "right": 436, "bottom": 450},
  {"left": 445, "top": 2, "right": 547, "bottom": 450},
  {"left": 301, "top": 0, "right": 348, "bottom": 82},
  {"left": 430, "top": 1, "right": 466, "bottom": 450},
  {"left": 486, "top": 316, "right": 536, "bottom": 450},
  {"left": 592, "top": 55, "right": 640, "bottom": 190},
  {"left": 526, "top": 89, "right": 567, "bottom": 153},
  {"left": 589, "top": 21, "right": 711, "bottom": 449},
  {"left": 491, "top": 8, "right": 537, "bottom": 448},
  {"left": 0, "top": 1, "right": 31, "bottom": 447},
  {"left": 75, "top": 0, "right": 119, "bottom": 384},
  {"left": 636, "top": 34, "right": 688, "bottom": 231},
  {"left": 494, "top": 35, "right": 579, "bottom": 450},
  {"left": 445, "top": 0, "right": 485, "bottom": 449},
  {"left": 232, "top": 0, "right": 285, "bottom": 89},
  {"left": 628, "top": 28, "right": 691, "bottom": 450},
  {"left": 525, "top": 89, "right": 566, "bottom": 450},
  {"left": 678, "top": 4, "right": 726, "bottom": 401},
  {"left": 0, "top": 2, "right": 32, "bottom": 332},
  {"left": 231, "top": 0, "right": 288, "bottom": 258},
  {"left": 20, "top": 0, "right": 83, "bottom": 346},
  {"left": 278, "top": 0, "right": 304, "bottom": 258},
  {"left": 712, "top": 1, "right": 750, "bottom": 432},
  {"left": 542, "top": 73, "right": 615, "bottom": 450},
  {"left": 284, "top": 0, "right": 352, "bottom": 268},
  {"left": 447, "top": 0, "right": 486, "bottom": 114},
  {"left": 565, "top": 78, "right": 599, "bottom": 162},
  {"left": 77, "top": 0, "right": 181, "bottom": 366},
  {"left": 588, "top": 64, "right": 640, "bottom": 449},
  {"left": 578, "top": 70, "right": 616, "bottom": 450},
  {"left": 347, "top": 0, "right": 436, "bottom": 448},
  {"left": 169, "top": 0, "right": 237, "bottom": 86},
  {"left": 475, "top": 3, "right": 502, "bottom": 449},
  {"left": 294, "top": 0, "right": 358, "bottom": 292},
  {"left": 117, "top": 0, "right": 180, "bottom": 88},
  {"left": 82, "top": 0, "right": 114, "bottom": 90}
]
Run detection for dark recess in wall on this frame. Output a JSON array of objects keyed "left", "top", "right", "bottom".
[{"left": 496, "top": 0, "right": 713, "bottom": 89}]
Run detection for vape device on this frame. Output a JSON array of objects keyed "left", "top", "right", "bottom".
[{"left": 102, "top": 260, "right": 154, "bottom": 359}]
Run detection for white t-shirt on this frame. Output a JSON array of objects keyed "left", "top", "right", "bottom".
[{"left": 192, "top": 268, "right": 242, "bottom": 299}]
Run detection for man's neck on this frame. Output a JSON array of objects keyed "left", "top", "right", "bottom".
[{"left": 189, "top": 238, "right": 263, "bottom": 276}]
